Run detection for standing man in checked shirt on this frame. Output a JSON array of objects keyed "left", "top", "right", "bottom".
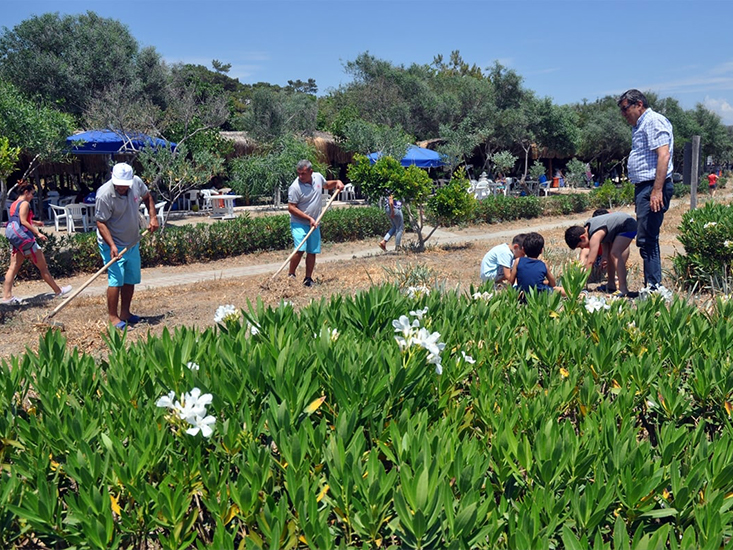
[{"left": 618, "top": 89, "right": 674, "bottom": 290}]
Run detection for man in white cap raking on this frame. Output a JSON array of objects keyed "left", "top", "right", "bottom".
[{"left": 95, "top": 163, "right": 159, "bottom": 330}]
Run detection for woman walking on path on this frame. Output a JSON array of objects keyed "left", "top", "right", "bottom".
[
  {"left": 2, "top": 182, "right": 71, "bottom": 305},
  {"left": 378, "top": 195, "right": 404, "bottom": 251}
]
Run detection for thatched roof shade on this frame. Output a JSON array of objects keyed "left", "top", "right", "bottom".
[{"left": 219, "top": 131, "right": 258, "bottom": 157}]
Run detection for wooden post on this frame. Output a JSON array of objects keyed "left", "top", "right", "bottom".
[{"left": 690, "top": 135, "right": 701, "bottom": 210}]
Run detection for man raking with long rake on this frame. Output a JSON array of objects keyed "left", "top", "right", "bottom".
[{"left": 273, "top": 160, "right": 344, "bottom": 286}]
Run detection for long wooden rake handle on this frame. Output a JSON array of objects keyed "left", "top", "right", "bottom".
[
  {"left": 44, "top": 230, "right": 150, "bottom": 321},
  {"left": 271, "top": 191, "right": 340, "bottom": 280}
]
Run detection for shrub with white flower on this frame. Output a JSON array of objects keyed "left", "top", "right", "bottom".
[
  {"left": 186, "top": 361, "right": 200, "bottom": 371},
  {"left": 156, "top": 387, "right": 217, "bottom": 438},
  {"left": 214, "top": 304, "right": 239, "bottom": 324},
  {"left": 409, "top": 306, "right": 429, "bottom": 320},
  {"left": 584, "top": 295, "right": 611, "bottom": 313},
  {"left": 248, "top": 321, "right": 261, "bottom": 336},
  {"left": 459, "top": 351, "right": 476, "bottom": 365},
  {"left": 704, "top": 222, "right": 718, "bottom": 229},
  {"left": 392, "top": 312, "right": 446, "bottom": 374},
  {"left": 639, "top": 284, "right": 674, "bottom": 302},
  {"left": 405, "top": 285, "right": 431, "bottom": 299},
  {"left": 472, "top": 291, "right": 494, "bottom": 301},
  {"left": 725, "top": 240, "right": 733, "bottom": 249}
]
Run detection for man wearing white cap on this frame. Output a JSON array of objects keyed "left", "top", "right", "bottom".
[{"left": 95, "top": 163, "right": 159, "bottom": 329}]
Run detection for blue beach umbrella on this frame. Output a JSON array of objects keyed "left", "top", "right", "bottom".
[{"left": 367, "top": 145, "right": 445, "bottom": 168}]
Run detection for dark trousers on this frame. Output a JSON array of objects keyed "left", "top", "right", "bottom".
[{"left": 634, "top": 180, "right": 674, "bottom": 287}]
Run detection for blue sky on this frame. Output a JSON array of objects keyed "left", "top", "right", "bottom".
[{"left": 4, "top": 0, "right": 733, "bottom": 124}]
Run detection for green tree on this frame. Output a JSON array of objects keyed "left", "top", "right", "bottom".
[
  {"left": 489, "top": 151, "right": 518, "bottom": 178},
  {"left": 0, "top": 81, "right": 75, "bottom": 207},
  {"left": 348, "top": 155, "right": 470, "bottom": 251},
  {"left": 574, "top": 97, "right": 630, "bottom": 181},
  {"left": 565, "top": 158, "right": 589, "bottom": 188},
  {"left": 0, "top": 136, "right": 21, "bottom": 216},
  {"left": 240, "top": 86, "right": 317, "bottom": 143},
  {"left": 228, "top": 136, "right": 321, "bottom": 206},
  {"left": 339, "top": 120, "right": 412, "bottom": 159},
  {"left": 0, "top": 11, "right": 156, "bottom": 115}
]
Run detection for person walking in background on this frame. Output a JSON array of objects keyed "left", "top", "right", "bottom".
[
  {"left": 618, "top": 89, "right": 674, "bottom": 290},
  {"left": 287, "top": 160, "right": 344, "bottom": 287},
  {"left": 95, "top": 163, "right": 159, "bottom": 330},
  {"left": 2, "top": 181, "right": 72, "bottom": 304},
  {"left": 378, "top": 195, "right": 403, "bottom": 251},
  {"left": 708, "top": 172, "right": 719, "bottom": 197}
]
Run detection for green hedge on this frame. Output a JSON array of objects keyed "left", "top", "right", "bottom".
[
  {"left": 3, "top": 282, "right": 733, "bottom": 548},
  {"left": 1, "top": 207, "right": 389, "bottom": 280}
]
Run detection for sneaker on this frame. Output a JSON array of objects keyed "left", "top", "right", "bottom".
[
  {"left": 55, "top": 285, "right": 72, "bottom": 298},
  {"left": 288, "top": 273, "right": 296, "bottom": 279},
  {"left": 303, "top": 277, "right": 314, "bottom": 287},
  {"left": 1, "top": 296, "right": 21, "bottom": 306}
]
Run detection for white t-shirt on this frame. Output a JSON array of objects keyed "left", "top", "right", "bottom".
[{"left": 480, "top": 243, "right": 514, "bottom": 282}]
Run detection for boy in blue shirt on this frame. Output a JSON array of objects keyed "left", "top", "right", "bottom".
[{"left": 509, "top": 232, "right": 565, "bottom": 295}]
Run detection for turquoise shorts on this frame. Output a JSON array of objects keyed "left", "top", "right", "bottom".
[
  {"left": 99, "top": 242, "right": 141, "bottom": 287},
  {"left": 291, "top": 222, "right": 321, "bottom": 254}
]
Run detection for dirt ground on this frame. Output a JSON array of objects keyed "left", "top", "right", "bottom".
[{"left": 0, "top": 195, "right": 708, "bottom": 361}]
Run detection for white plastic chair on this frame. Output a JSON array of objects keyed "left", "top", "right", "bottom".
[
  {"left": 64, "top": 203, "right": 89, "bottom": 233},
  {"left": 140, "top": 201, "right": 168, "bottom": 226},
  {"left": 49, "top": 204, "right": 70, "bottom": 231},
  {"left": 339, "top": 183, "right": 355, "bottom": 202},
  {"left": 199, "top": 189, "right": 216, "bottom": 211}
]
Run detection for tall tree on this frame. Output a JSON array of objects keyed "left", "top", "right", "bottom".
[
  {"left": 0, "top": 11, "right": 154, "bottom": 115},
  {"left": 0, "top": 81, "right": 75, "bottom": 211}
]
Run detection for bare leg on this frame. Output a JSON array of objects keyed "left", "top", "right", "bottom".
[
  {"left": 31, "top": 250, "right": 61, "bottom": 295},
  {"left": 106, "top": 286, "right": 122, "bottom": 325},
  {"left": 305, "top": 253, "right": 316, "bottom": 279},
  {"left": 120, "top": 284, "right": 134, "bottom": 320},
  {"left": 289, "top": 251, "right": 304, "bottom": 276},
  {"left": 3, "top": 252, "right": 24, "bottom": 300},
  {"left": 610, "top": 237, "right": 633, "bottom": 294}
]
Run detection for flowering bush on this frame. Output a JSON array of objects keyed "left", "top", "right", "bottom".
[
  {"left": 673, "top": 201, "right": 733, "bottom": 290},
  {"left": 3, "top": 273, "right": 733, "bottom": 547}
]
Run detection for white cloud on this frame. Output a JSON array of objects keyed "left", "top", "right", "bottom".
[{"left": 703, "top": 96, "right": 733, "bottom": 125}]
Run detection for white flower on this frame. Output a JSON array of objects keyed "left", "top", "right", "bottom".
[
  {"left": 584, "top": 295, "right": 611, "bottom": 313},
  {"left": 281, "top": 300, "right": 293, "bottom": 307},
  {"left": 185, "top": 415, "right": 216, "bottom": 438},
  {"left": 460, "top": 351, "right": 476, "bottom": 364},
  {"left": 178, "top": 387, "right": 213, "bottom": 421},
  {"left": 414, "top": 327, "right": 445, "bottom": 357},
  {"left": 725, "top": 240, "right": 733, "bottom": 249},
  {"left": 330, "top": 328, "right": 339, "bottom": 342},
  {"left": 156, "top": 390, "right": 177, "bottom": 409},
  {"left": 186, "top": 361, "right": 200, "bottom": 371},
  {"left": 639, "top": 284, "right": 674, "bottom": 302},
  {"left": 214, "top": 304, "right": 238, "bottom": 323},
  {"left": 472, "top": 291, "right": 494, "bottom": 301},
  {"left": 405, "top": 285, "right": 431, "bottom": 299},
  {"left": 248, "top": 322, "right": 260, "bottom": 335},
  {"left": 409, "top": 306, "right": 429, "bottom": 320},
  {"left": 704, "top": 222, "right": 717, "bottom": 229}
]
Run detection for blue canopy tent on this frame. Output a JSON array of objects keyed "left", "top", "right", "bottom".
[
  {"left": 66, "top": 129, "right": 176, "bottom": 155},
  {"left": 367, "top": 145, "right": 445, "bottom": 168}
]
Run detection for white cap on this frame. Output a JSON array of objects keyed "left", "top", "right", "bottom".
[{"left": 111, "top": 163, "right": 134, "bottom": 187}]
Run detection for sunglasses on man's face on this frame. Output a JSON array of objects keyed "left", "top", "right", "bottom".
[{"left": 620, "top": 102, "right": 637, "bottom": 113}]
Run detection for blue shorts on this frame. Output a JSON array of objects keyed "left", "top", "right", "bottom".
[
  {"left": 291, "top": 222, "right": 321, "bottom": 254},
  {"left": 99, "top": 242, "right": 141, "bottom": 287},
  {"left": 619, "top": 231, "right": 637, "bottom": 239}
]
